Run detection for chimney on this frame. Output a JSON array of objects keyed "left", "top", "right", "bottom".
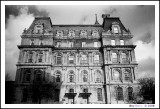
[
  {"left": 95, "top": 14, "right": 100, "bottom": 25},
  {"left": 102, "top": 14, "right": 110, "bottom": 19}
]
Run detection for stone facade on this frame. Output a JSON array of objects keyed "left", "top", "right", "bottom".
[{"left": 14, "top": 14, "right": 138, "bottom": 104}]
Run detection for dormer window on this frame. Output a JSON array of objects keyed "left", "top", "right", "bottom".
[
  {"left": 56, "top": 31, "right": 63, "bottom": 37},
  {"left": 80, "top": 30, "right": 87, "bottom": 36},
  {"left": 111, "top": 40, "right": 115, "bottom": 45},
  {"left": 68, "top": 30, "right": 75, "bottom": 37},
  {"left": 113, "top": 26, "right": 118, "bottom": 33},
  {"left": 92, "top": 30, "right": 99, "bottom": 37},
  {"left": 34, "top": 25, "right": 43, "bottom": 34},
  {"left": 112, "top": 22, "right": 121, "bottom": 34}
]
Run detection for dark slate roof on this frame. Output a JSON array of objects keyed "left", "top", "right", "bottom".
[
  {"left": 102, "top": 17, "right": 128, "bottom": 32},
  {"left": 26, "top": 17, "right": 52, "bottom": 33},
  {"left": 52, "top": 25, "right": 103, "bottom": 36}
]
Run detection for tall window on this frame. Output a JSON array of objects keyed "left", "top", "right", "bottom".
[
  {"left": 82, "top": 42, "right": 86, "bottom": 47},
  {"left": 30, "top": 39, "right": 34, "bottom": 45},
  {"left": 69, "top": 71, "right": 74, "bottom": 82},
  {"left": 111, "top": 40, "right": 115, "bottom": 45},
  {"left": 114, "top": 70, "right": 120, "bottom": 81},
  {"left": 38, "top": 52, "right": 43, "bottom": 62},
  {"left": 124, "top": 71, "right": 131, "bottom": 81},
  {"left": 56, "top": 53, "right": 62, "bottom": 64},
  {"left": 128, "top": 87, "right": 133, "bottom": 100},
  {"left": 120, "top": 40, "right": 124, "bottom": 45},
  {"left": 24, "top": 70, "right": 31, "bottom": 82},
  {"left": 113, "top": 26, "right": 118, "bottom": 33},
  {"left": 97, "top": 88, "right": 103, "bottom": 101},
  {"left": 121, "top": 53, "right": 127, "bottom": 62},
  {"left": 95, "top": 70, "right": 101, "bottom": 83},
  {"left": 69, "top": 88, "right": 74, "bottom": 93},
  {"left": 69, "top": 53, "right": 74, "bottom": 64},
  {"left": 83, "top": 70, "right": 88, "bottom": 82},
  {"left": 94, "top": 54, "right": 100, "bottom": 63},
  {"left": 39, "top": 40, "right": 43, "bottom": 45},
  {"left": 28, "top": 52, "right": 33, "bottom": 63},
  {"left": 69, "top": 42, "right": 74, "bottom": 47},
  {"left": 35, "top": 70, "right": 42, "bottom": 81},
  {"left": 56, "top": 71, "right": 61, "bottom": 82},
  {"left": 117, "top": 87, "right": 123, "bottom": 100},
  {"left": 56, "top": 42, "right": 61, "bottom": 47},
  {"left": 94, "top": 42, "right": 98, "bottom": 47},
  {"left": 112, "top": 53, "right": 118, "bottom": 63},
  {"left": 81, "top": 54, "right": 87, "bottom": 63}
]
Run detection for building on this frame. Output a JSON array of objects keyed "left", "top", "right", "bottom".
[{"left": 14, "top": 14, "right": 138, "bottom": 104}]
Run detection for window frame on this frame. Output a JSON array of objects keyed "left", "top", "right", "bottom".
[
  {"left": 117, "top": 87, "right": 123, "bottom": 100},
  {"left": 97, "top": 88, "right": 103, "bottom": 101},
  {"left": 111, "top": 40, "right": 116, "bottom": 45}
]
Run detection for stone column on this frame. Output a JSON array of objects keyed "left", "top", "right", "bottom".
[{"left": 121, "top": 67, "right": 123, "bottom": 83}]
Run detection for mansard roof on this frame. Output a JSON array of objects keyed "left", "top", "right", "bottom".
[
  {"left": 102, "top": 17, "right": 128, "bottom": 33},
  {"left": 52, "top": 24, "right": 103, "bottom": 31},
  {"left": 26, "top": 17, "right": 52, "bottom": 33}
]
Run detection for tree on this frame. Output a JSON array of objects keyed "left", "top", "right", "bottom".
[
  {"left": 138, "top": 77, "right": 155, "bottom": 104},
  {"left": 31, "top": 78, "right": 62, "bottom": 104}
]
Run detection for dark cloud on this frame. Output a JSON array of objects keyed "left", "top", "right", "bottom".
[
  {"left": 28, "top": 5, "right": 49, "bottom": 17},
  {"left": 139, "top": 32, "right": 152, "bottom": 44},
  {"left": 5, "top": 5, "right": 22, "bottom": 24},
  {"left": 5, "top": 5, "right": 49, "bottom": 25}
]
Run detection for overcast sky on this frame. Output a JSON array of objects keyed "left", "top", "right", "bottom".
[{"left": 5, "top": 5, "right": 155, "bottom": 80}]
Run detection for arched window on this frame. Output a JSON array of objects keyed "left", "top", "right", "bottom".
[
  {"left": 69, "top": 53, "right": 75, "bottom": 64},
  {"left": 95, "top": 70, "right": 101, "bottom": 83},
  {"left": 97, "top": 88, "right": 103, "bottom": 101},
  {"left": 124, "top": 71, "right": 131, "bottom": 81},
  {"left": 82, "top": 70, "right": 88, "bottom": 82},
  {"left": 28, "top": 52, "right": 33, "bottom": 63},
  {"left": 81, "top": 54, "right": 87, "bottom": 63},
  {"left": 38, "top": 52, "right": 43, "bottom": 62},
  {"left": 122, "top": 53, "right": 127, "bottom": 62},
  {"left": 24, "top": 70, "right": 31, "bottom": 82},
  {"left": 56, "top": 53, "right": 62, "bottom": 64},
  {"left": 117, "top": 87, "right": 123, "bottom": 100},
  {"left": 112, "top": 53, "right": 118, "bottom": 63},
  {"left": 128, "top": 87, "right": 133, "bottom": 100},
  {"left": 35, "top": 70, "right": 42, "bottom": 81},
  {"left": 114, "top": 70, "right": 121, "bottom": 81},
  {"left": 69, "top": 71, "right": 74, "bottom": 82},
  {"left": 69, "top": 88, "right": 74, "bottom": 93},
  {"left": 56, "top": 71, "right": 61, "bottom": 82},
  {"left": 94, "top": 54, "right": 100, "bottom": 63}
]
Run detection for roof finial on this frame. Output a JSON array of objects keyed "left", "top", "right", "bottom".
[{"left": 95, "top": 14, "right": 100, "bottom": 25}]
